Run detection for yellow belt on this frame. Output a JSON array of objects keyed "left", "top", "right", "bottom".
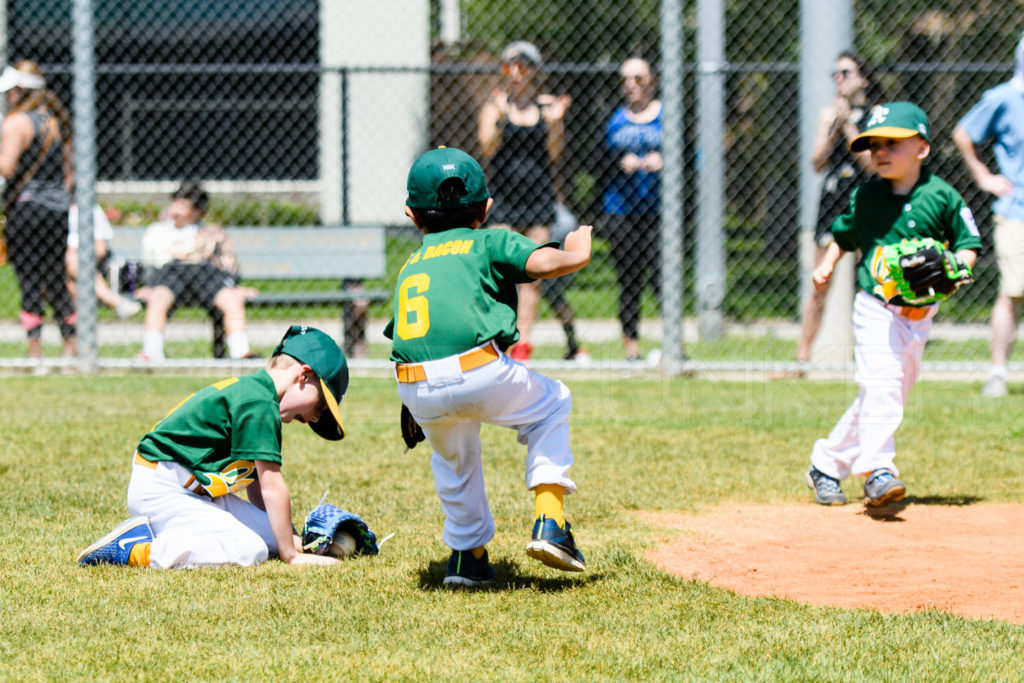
[
  {"left": 395, "top": 344, "right": 500, "bottom": 384},
  {"left": 133, "top": 452, "right": 211, "bottom": 497},
  {"left": 133, "top": 452, "right": 157, "bottom": 470}
]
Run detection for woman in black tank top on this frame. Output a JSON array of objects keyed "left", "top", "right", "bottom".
[
  {"left": 781, "top": 51, "right": 881, "bottom": 376},
  {"left": 478, "top": 41, "right": 571, "bottom": 361},
  {"left": 0, "top": 60, "right": 75, "bottom": 361}
]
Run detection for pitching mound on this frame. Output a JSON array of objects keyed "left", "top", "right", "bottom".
[{"left": 644, "top": 502, "right": 1024, "bottom": 624}]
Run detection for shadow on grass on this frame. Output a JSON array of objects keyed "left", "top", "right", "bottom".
[
  {"left": 859, "top": 494, "right": 984, "bottom": 522},
  {"left": 417, "top": 557, "right": 606, "bottom": 592}
]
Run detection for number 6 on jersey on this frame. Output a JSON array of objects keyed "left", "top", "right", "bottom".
[{"left": 396, "top": 273, "right": 430, "bottom": 340}]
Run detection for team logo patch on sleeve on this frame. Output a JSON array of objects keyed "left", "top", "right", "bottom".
[{"left": 960, "top": 207, "right": 980, "bottom": 237}]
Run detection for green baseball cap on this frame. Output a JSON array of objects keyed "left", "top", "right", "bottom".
[
  {"left": 272, "top": 325, "right": 348, "bottom": 441},
  {"left": 850, "top": 102, "right": 931, "bottom": 152},
  {"left": 406, "top": 146, "right": 490, "bottom": 210}
]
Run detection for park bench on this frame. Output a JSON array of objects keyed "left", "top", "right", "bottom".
[{"left": 109, "top": 225, "right": 389, "bottom": 357}]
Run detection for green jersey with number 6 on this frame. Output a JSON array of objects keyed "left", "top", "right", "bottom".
[
  {"left": 385, "top": 227, "right": 553, "bottom": 362},
  {"left": 136, "top": 370, "right": 283, "bottom": 497}
]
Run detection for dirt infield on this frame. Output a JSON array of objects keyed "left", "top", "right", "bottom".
[{"left": 644, "top": 502, "right": 1024, "bottom": 624}]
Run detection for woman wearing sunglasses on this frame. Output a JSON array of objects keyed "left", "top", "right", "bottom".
[
  {"left": 784, "top": 51, "right": 883, "bottom": 376},
  {"left": 601, "top": 57, "right": 663, "bottom": 362},
  {"left": 478, "top": 41, "right": 571, "bottom": 362}
]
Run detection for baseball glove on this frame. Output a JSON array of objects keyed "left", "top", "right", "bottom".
[
  {"left": 877, "top": 238, "right": 973, "bottom": 306},
  {"left": 400, "top": 403, "right": 425, "bottom": 451},
  {"left": 301, "top": 503, "right": 379, "bottom": 557}
]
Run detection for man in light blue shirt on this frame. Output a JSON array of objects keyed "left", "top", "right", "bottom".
[{"left": 953, "top": 33, "right": 1024, "bottom": 397}]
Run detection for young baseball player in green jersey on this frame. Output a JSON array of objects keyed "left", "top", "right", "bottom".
[
  {"left": 806, "top": 102, "right": 982, "bottom": 507},
  {"left": 77, "top": 325, "right": 350, "bottom": 569},
  {"left": 385, "top": 146, "right": 592, "bottom": 587}
]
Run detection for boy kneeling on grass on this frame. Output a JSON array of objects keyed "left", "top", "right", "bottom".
[{"left": 77, "top": 325, "right": 349, "bottom": 568}]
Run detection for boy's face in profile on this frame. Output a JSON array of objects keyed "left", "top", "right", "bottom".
[{"left": 867, "top": 135, "right": 929, "bottom": 182}]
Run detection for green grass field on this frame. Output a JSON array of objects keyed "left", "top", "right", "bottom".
[{"left": 2, "top": 374, "right": 1023, "bottom": 679}]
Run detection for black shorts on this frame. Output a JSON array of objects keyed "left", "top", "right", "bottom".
[
  {"left": 486, "top": 196, "right": 556, "bottom": 230},
  {"left": 152, "top": 262, "right": 237, "bottom": 311}
]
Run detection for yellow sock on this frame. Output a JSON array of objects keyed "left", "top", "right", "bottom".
[
  {"left": 470, "top": 545, "right": 486, "bottom": 560},
  {"left": 128, "top": 542, "right": 151, "bottom": 567},
  {"left": 534, "top": 484, "right": 565, "bottom": 527}
]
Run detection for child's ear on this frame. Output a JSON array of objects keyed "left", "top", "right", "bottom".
[
  {"left": 300, "top": 364, "right": 317, "bottom": 385},
  {"left": 473, "top": 198, "right": 494, "bottom": 227},
  {"left": 404, "top": 205, "right": 427, "bottom": 232},
  {"left": 916, "top": 138, "right": 931, "bottom": 161}
]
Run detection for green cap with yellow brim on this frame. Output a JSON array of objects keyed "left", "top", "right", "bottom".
[
  {"left": 272, "top": 325, "right": 348, "bottom": 441},
  {"left": 849, "top": 101, "right": 931, "bottom": 153}
]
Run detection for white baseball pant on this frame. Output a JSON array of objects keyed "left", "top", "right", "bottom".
[
  {"left": 396, "top": 342, "right": 576, "bottom": 552},
  {"left": 810, "top": 291, "right": 935, "bottom": 480},
  {"left": 126, "top": 456, "right": 278, "bottom": 569}
]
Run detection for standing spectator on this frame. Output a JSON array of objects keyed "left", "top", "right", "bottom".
[
  {"left": 0, "top": 60, "right": 75, "bottom": 360},
  {"left": 135, "top": 181, "right": 256, "bottom": 361},
  {"left": 478, "top": 40, "right": 571, "bottom": 361},
  {"left": 789, "top": 51, "right": 881, "bottom": 375},
  {"left": 602, "top": 57, "right": 663, "bottom": 361},
  {"left": 66, "top": 203, "right": 143, "bottom": 319},
  {"left": 952, "top": 34, "right": 1024, "bottom": 397}
]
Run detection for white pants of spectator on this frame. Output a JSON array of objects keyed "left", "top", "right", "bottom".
[
  {"left": 811, "top": 291, "right": 936, "bottom": 481},
  {"left": 126, "top": 456, "right": 277, "bottom": 569},
  {"left": 396, "top": 342, "right": 576, "bottom": 552}
]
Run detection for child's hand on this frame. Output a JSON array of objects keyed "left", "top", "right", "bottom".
[
  {"left": 563, "top": 224, "right": 593, "bottom": 258},
  {"left": 812, "top": 262, "right": 833, "bottom": 291},
  {"left": 289, "top": 552, "right": 342, "bottom": 566}
]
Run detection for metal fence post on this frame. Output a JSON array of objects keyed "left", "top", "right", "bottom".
[
  {"left": 697, "top": 0, "right": 726, "bottom": 341},
  {"left": 660, "top": 0, "right": 686, "bottom": 375},
  {"left": 800, "top": 0, "right": 854, "bottom": 366},
  {"left": 72, "top": 0, "right": 97, "bottom": 372}
]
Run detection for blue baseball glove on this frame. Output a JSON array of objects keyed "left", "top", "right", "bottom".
[{"left": 301, "top": 503, "right": 379, "bottom": 556}]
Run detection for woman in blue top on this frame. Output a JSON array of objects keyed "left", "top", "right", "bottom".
[{"left": 602, "top": 57, "right": 662, "bottom": 361}]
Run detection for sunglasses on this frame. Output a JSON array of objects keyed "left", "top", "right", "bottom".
[
  {"left": 832, "top": 68, "right": 853, "bottom": 79},
  {"left": 501, "top": 58, "right": 534, "bottom": 74}
]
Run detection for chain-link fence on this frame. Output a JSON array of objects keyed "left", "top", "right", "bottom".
[{"left": 0, "top": 1, "right": 1020, "bottom": 373}]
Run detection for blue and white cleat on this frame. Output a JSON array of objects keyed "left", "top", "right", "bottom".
[
  {"left": 863, "top": 469, "right": 906, "bottom": 507},
  {"left": 77, "top": 517, "right": 153, "bottom": 566},
  {"left": 526, "top": 515, "right": 586, "bottom": 572}
]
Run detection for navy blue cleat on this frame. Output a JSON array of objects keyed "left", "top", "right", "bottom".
[
  {"left": 526, "top": 515, "right": 586, "bottom": 572},
  {"left": 77, "top": 517, "right": 153, "bottom": 566},
  {"left": 443, "top": 549, "right": 496, "bottom": 588}
]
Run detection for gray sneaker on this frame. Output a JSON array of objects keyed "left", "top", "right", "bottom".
[
  {"left": 804, "top": 467, "right": 847, "bottom": 505},
  {"left": 863, "top": 469, "right": 906, "bottom": 507},
  {"left": 982, "top": 376, "right": 1008, "bottom": 398}
]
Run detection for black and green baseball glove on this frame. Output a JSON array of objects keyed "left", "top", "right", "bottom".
[{"left": 880, "top": 238, "right": 973, "bottom": 306}]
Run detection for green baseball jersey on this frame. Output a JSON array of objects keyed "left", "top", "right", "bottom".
[
  {"left": 136, "top": 370, "right": 283, "bottom": 497},
  {"left": 832, "top": 170, "right": 983, "bottom": 305},
  {"left": 384, "top": 227, "right": 553, "bottom": 362}
]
